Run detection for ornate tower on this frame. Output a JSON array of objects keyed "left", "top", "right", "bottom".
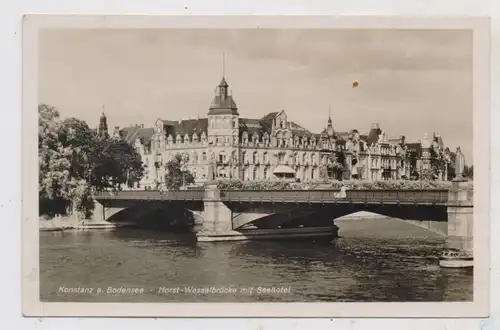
[
  {"left": 207, "top": 74, "right": 240, "bottom": 179},
  {"left": 98, "top": 112, "right": 109, "bottom": 139},
  {"left": 207, "top": 76, "right": 240, "bottom": 145}
]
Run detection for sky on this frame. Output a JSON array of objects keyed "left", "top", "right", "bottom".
[{"left": 39, "top": 28, "right": 473, "bottom": 160}]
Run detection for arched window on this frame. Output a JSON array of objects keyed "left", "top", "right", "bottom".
[
  {"left": 277, "top": 131, "right": 283, "bottom": 147},
  {"left": 202, "top": 152, "right": 207, "bottom": 162},
  {"left": 253, "top": 166, "right": 258, "bottom": 180},
  {"left": 263, "top": 166, "right": 268, "bottom": 179},
  {"left": 252, "top": 132, "right": 259, "bottom": 144},
  {"left": 253, "top": 151, "right": 258, "bottom": 164},
  {"left": 263, "top": 152, "right": 268, "bottom": 164},
  {"left": 263, "top": 132, "right": 269, "bottom": 145}
]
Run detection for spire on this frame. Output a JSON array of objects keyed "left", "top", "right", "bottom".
[
  {"left": 100, "top": 104, "right": 106, "bottom": 119},
  {"left": 326, "top": 104, "right": 335, "bottom": 138},
  {"left": 222, "top": 51, "right": 225, "bottom": 77}
]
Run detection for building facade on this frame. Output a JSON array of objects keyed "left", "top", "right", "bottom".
[{"left": 104, "top": 76, "right": 451, "bottom": 189}]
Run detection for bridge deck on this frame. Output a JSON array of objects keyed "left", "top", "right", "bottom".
[{"left": 95, "top": 189, "right": 449, "bottom": 205}]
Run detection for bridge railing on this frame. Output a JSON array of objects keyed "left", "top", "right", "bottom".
[
  {"left": 94, "top": 189, "right": 450, "bottom": 204},
  {"left": 219, "top": 189, "right": 449, "bottom": 204},
  {"left": 94, "top": 190, "right": 205, "bottom": 201}
]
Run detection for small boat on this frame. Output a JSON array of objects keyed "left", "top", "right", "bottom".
[{"left": 439, "top": 250, "right": 473, "bottom": 268}]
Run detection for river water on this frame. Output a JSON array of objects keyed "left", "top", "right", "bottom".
[{"left": 39, "top": 217, "right": 473, "bottom": 302}]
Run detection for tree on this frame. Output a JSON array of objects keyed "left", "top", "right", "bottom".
[
  {"left": 38, "top": 103, "right": 145, "bottom": 217},
  {"left": 38, "top": 104, "right": 93, "bottom": 216},
  {"left": 164, "top": 154, "right": 195, "bottom": 190},
  {"left": 90, "top": 138, "right": 145, "bottom": 191},
  {"left": 463, "top": 165, "right": 474, "bottom": 179},
  {"left": 420, "top": 168, "right": 437, "bottom": 181}
]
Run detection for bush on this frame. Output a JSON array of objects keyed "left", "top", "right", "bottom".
[
  {"left": 216, "top": 179, "right": 293, "bottom": 190},
  {"left": 214, "top": 179, "right": 465, "bottom": 190}
]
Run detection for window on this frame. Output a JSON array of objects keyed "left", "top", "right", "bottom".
[
  {"left": 233, "top": 120, "right": 237, "bottom": 128},
  {"left": 202, "top": 152, "right": 207, "bottom": 161},
  {"left": 253, "top": 152, "right": 258, "bottom": 164},
  {"left": 253, "top": 166, "right": 258, "bottom": 180},
  {"left": 278, "top": 153, "right": 285, "bottom": 164}
]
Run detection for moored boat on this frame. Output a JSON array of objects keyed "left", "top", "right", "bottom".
[{"left": 439, "top": 250, "right": 473, "bottom": 268}]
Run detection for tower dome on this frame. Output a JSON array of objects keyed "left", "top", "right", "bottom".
[{"left": 326, "top": 124, "right": 335, "bottom": 138}]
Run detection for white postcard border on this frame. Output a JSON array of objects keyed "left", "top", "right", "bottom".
[{"left": 22, "top": 15, "right": 490, "bottom": 318}]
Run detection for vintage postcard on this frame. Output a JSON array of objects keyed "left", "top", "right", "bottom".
[{"left": 22, "top": 15, "right": 490, "bottom": 317}]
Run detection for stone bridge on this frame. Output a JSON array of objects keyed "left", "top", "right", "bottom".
[{"left": 94, "top": 180, "right": 473, "bottom": 256}]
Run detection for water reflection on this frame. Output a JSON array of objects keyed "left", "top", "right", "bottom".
[{"left": 40, "top": 217, "right": 472, "bottom": 302}]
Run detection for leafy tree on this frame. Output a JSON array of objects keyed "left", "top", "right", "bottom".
[
  {"left": 38, "top": 104, "right": 92, "bottom": 216},
  {"left": 463, "top": 165, "right": 474, "bottom": 179},
  {"left": 420, "top": 168, "right": 437, "bottom": 181},
  {"left": 90, "top": 138, "right": 145, "bottom": 191},
  {"left": 164, "top": 154, "right": 195, "bottom": 190},
  {"left": 38, "top": 103, "right": 145, "bottom": 217}
]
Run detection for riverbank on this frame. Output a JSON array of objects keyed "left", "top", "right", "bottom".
[
  {"left": 39, "top": 212, "right": 386, "bottom": 232},
  {"left": 39, "top": 216, "right": 119, "bottom": 231}
]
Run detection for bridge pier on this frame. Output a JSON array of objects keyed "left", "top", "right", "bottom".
[
  {"left": 441, "top": 179, "right": 474, "bottom": 268},
  {"left": 196, "top": 184, "right": 338, "bottom": 242},
  {"left": 196, "top": 184, "right": 245, "bottom": 241},
  {"left": 92, "top": 201, "right": 124, "bottom": 222}
]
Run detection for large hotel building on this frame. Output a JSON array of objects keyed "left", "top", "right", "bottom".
[{"left": 99, "top": 75, "right": 450, "bottom": 189}]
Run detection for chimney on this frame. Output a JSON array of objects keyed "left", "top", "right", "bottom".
[{"left": 371, "top": 123, "right": 380, "bottom": 129}]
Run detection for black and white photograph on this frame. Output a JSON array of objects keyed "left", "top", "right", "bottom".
[{"left": 22, "top": 15, "right": 490, "bottom": 317}]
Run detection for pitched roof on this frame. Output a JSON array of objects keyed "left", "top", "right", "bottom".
[
  {"left": 260, "top": 112, "right": 279, "bottom": 121},
  {"left": 120, "top": 126, "right": 155, "bottom": 145},
  {"left": 239, "top": 118, "right": 269, "bottom": 136},
  {"left": 161, "top": 119, "right": 178, "bottom": 126},
  {"left": 163, "top": 118, "right": 208, "bottom": 137}
]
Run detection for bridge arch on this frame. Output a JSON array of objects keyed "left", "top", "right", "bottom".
[
  {"left": 230, "top": 203, "right": 448, "bottom": 236},
  {"left": 97, "top": 200, "right": 203, "bottom": 231}
]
